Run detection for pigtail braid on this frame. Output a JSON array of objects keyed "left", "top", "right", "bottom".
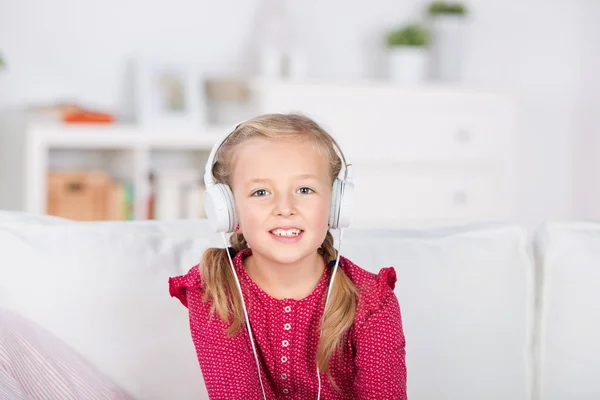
[
  {"left": 201, "top": 232, "right": 249, "bottom": 336},
  {"left": 317, "top": 231, "right": 358, "bottom": 380}
]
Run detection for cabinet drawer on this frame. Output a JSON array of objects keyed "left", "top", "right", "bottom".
[
  {"left": 254, "top": 83, "right": 515, "bottom": 163},
  {"left": 350, "top": 165, "right": 506, "bottom": 228},
  {"left": 345, "top": 111, "right": 507, "bottom": 162}
]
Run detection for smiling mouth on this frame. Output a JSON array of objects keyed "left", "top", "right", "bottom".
[{"left": 270, "top": 228, "right": 303, "bottom": 237}]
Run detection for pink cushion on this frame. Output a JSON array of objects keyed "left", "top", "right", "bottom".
[{"left": 0, "top": 308, "right": 134, "bottom": 400}]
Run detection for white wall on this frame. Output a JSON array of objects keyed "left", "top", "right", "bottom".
[
  {"left": 0, "top": 0, "right": 594, "bottom": 227},
  {"left": 574, "top": 0, "right": 600, "bottom": 220}
]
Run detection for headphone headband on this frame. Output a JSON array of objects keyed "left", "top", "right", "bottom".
[
  {"left": 203, "top": 118, "right": 352, "bottom": 189},
  {"left": 203, "top": 121, "right": 244, "bottom": 188}
]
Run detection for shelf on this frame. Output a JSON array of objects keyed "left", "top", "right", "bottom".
[
  {"left": 27, "top": 123, "right": 229, "bottom": 150},
  {"left": 23, "top": 122, "right": 228, "bottom": 219}
]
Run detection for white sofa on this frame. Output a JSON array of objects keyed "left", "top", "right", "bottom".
[{"left": 0, "top": 211, "right": 598, "bottom": 400}]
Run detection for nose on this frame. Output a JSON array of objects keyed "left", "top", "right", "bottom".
[{"left": 274, "top": 191, "right": 296, "bottom": 217}]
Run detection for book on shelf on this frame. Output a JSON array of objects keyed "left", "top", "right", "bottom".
[
  {"left": 110, "top": 181, "right": 135, "bottom": 220},
  {"left": 150, "top": 169, "right": 206, "bottom": 220}
]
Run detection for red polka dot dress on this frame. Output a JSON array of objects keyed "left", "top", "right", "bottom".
[{"left": 169, "top": 248, "right": 407, "bottom": 399}]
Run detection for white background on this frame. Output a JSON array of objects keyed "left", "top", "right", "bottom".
[{"left": 0, "top": 0, "right": 598, "bottom": 228}]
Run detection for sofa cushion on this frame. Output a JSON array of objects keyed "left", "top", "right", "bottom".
[
  {"left": 341, "top": 223, "right": 534, "bottom": 400},
  {"left": 534, "top": 221, "right": 600, "bottom": 400}
]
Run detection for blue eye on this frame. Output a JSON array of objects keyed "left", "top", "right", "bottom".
[
  {"left": 298, "top": 187, "right": 314, "bottom": 194},
  {"left": 252, "top": 189, "right": 269, "bottom": 197}
]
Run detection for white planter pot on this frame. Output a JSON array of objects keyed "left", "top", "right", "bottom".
[
  {"left": 388, "top": 47, "right": 428, "bottom": 84},
  {"left": 429, "top": 15, "right": 467, "bottom": 81}
]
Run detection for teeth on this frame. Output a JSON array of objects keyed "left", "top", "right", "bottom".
[{"left": 271, "top": 229, "right": 301, "bottom": 237}]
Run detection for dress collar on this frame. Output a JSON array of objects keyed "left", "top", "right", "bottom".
[{"left": 231, "top": 247, "right": 331, "bottom": 304}]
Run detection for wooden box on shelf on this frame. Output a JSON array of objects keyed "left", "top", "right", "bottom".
[{"left": 47, "top": 170, "right": 121, "bottom": 221}]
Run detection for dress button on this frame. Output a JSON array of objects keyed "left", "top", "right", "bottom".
[
  {"left": 284, "top": 323, "right": 291, "bottom": 330},
  {"left": 282, "top": 340, "right": 289, "bottom": 347},
  {"left": 284, "top": 306, "right": 291, "bottom": 312},
  {"left": 281, "top": 356, "right": 288, "bottom": 363},
  {"left": 283, "top": 388, "right": 289, "bottom": 394},
  {"left": 281, "top": 373, "right": 287, "bottom": 379}
]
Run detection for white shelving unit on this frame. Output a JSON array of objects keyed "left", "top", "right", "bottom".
[{"left": 25, "top": 123, "right": 227, "bottom": 220}]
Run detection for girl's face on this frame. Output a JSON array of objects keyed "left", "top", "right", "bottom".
[{"left": 230, "top": 136, "right": 332, "bottom": 266}]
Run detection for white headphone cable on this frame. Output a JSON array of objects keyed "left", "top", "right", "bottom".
[
  {"left": 222, "top": 233, "right": 268, "bottom": 400},
  {"left": 316, "top": 227, "right": 345, "bottom": 400}
]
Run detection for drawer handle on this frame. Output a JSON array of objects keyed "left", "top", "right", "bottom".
[
  {"left": 455, "top": 129, "right": 471, "bottom": 144},
  {"left": 453, "top": 190, "right": 468, "bottom": 206}
]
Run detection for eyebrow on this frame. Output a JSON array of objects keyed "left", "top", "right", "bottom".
[{"left": 246, "top": 174, "right": 319, "bottom": 185}]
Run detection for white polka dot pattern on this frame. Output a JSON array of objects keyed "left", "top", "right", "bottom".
[{"left": 169, "top": 248, "right": 407, "bottom": 399}]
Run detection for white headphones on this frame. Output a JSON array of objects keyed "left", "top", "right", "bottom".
[{"left": 203, "top": 120, "right": 355, "bottom": 232}]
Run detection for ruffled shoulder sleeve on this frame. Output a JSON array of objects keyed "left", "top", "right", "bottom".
[
  {"left": 349, "top": 264, "right": 399, "bottom": 329},
  {"left": 168, "top": 265, "right": 204, "bottom": 308},
  {"left": 378, "top": 266, "right": 397, "bottom": 292},
  {"left": 351, "top": 265, "right": 407, "bottom": 398}
]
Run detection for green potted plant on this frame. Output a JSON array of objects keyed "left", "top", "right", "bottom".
[
  {"left": 385, "top": 23, "right": 430, "bottom": 83},
  {"left": 426, "top": 1, "right": 468, "bottom": 81},
  {"left": 0, "top": 53, "right": 6, "bottom": 70},
  {"left": 427, "top": 1, "right": 467, "bottom": 16}
]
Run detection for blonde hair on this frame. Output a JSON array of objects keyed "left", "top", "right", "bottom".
[{"left": 200, "top": 113, "right": 358, "bottom": 382}]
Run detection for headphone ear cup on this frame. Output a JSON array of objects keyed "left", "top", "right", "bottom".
[
  {"left": 329, "top": 179, "right": 342, "bottom": 229},
  {"left": 220, "top": 183, "right": 237, "bottom": 232},
  {"left": 226, "top": 185, "right": 237, "bottom": 232},
  {"left": 336, "top": 180, "right": 354, "bottom": 229},
  {"left": 204, "top": 183, "right": 237, "bottom": 233}
]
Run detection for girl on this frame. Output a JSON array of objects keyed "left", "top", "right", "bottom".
[{"left": 169, "top": 114, "right": 406, "bottom": 399}]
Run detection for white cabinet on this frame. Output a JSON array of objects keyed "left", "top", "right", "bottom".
[
  {"left": 19, "top": 80, "right": 518, "bottom": 228},
  {"left": 250, "top": 81, "right": 518, "bottom": 228}
]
